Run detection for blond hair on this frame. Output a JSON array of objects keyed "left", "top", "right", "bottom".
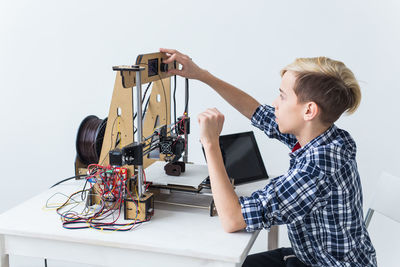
[{"left": 281, "top": 57, "right": 361, "bottom": 124}]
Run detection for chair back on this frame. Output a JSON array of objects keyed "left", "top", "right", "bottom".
[{"left": 366, "top": 172, "right": 400, "bottom": 228}]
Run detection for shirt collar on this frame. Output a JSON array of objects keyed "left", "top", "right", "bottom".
[{"left": 289, "top": 124, "right": 337, "bottom": 158}]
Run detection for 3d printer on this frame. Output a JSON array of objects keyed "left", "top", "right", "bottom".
[{"left": 74, "top": 52, "right": 194, "bottom": 223}]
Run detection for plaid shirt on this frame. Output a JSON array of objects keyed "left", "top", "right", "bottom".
[{"left": 239, "top": 104, "right": 377, "bottom": 266}]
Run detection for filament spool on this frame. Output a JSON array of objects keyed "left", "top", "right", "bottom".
[{"left": 76, "top": 115, "right": 107, "bottom": 165}]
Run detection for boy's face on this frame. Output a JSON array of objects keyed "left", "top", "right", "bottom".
[{"left": 272, "top": 71, "right": 305, "bottom": 135}]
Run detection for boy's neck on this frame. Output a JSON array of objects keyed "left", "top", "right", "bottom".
[{"left": 295, "top": 123, "right": 331, "bottom": 147}]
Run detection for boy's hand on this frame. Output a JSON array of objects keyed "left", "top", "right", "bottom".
[
  {"left": 159, "top": 48, "right": 206, "bottom": 80},
  {"left": 197, "top": 108, "right": 225, "bottom": 147}
]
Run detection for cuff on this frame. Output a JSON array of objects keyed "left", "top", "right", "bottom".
[
  {"left": 239, "top": 195, "right": 266, "bottom": 232},
  {"left": 250, "top": 104, "right": 274, "bottom": 128}
]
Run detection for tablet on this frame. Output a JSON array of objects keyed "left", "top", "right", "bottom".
[{"left": 203, "top": 131, "right": 268, "bottom": 185}]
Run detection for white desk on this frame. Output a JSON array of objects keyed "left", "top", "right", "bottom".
[{"left": 0, "top": 178, "right": 272, "bottom": 267}]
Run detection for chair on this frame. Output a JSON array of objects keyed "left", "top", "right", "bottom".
[
  {"left": 364, "top": 172, "right": 400, "bottom": 266},
  {"left": 365, "top": 172, "right": 400, "bottom": 228}
]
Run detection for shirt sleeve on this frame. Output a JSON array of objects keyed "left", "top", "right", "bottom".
[
  {"left": 251, "top": 104, "right": 298, "bottom": 149},
  {"left": 239, "top": 168, "right": 328, "bottom": 232}
]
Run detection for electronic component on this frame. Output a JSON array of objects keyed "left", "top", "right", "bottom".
[
  {"left": 177, "top": 116, "right": 190, "bottom": 135},
  {"left": 125, "top": 192, "right": 154, "bottom": 221},
  {"left": 109, "top": 148, "right": 123, "bottom": 166},
  {"left": 158, "top": 136, "right": 185, "bottom": 162},
  {"left": 147, "top": 58, "right": 159, "bottom": 77},
  {"left": 160, "top": 138, "right": 173, "bottom": 154},
  {"left": 110, "top": 143, "right": 145, "bottom": 167},
  {"left": 160, "top": 62, "right": 168, "bottom": 72},
  {"left": 122, "top": 142, "right": 143, "bottom": 165}
]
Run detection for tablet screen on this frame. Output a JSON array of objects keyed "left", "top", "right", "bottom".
[{"left": 203, "top": 131, "right": 268, "bottom": 185}]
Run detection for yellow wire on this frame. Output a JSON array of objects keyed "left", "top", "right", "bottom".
[
  {"left": 111, "top": 186, "right": 140, "bottom": 232},
  {"left": 43, "top": 202, "right": 69, "bottom": 211},
  {"left": 53, "top": 168, "right": 143, "bottom": 233}
]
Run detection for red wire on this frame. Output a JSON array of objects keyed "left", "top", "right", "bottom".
[{"left": 59, "top": 159, "right": 146, "bottom": 231}]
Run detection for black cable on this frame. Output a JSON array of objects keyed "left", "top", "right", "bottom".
[
  {"left": 81, "top": 179, "right": 89, "bottom": 201},
  {"left": 141, "top": 82, "right": 152, "bottom": 118},
  {"left": 143, "top": 144, "right": 161, "bottom": 155},
  {"left": 143, "top": 131, "right": 158, "bottom": 142},
  {"left": 184, "top": 78, "right": 189, "bottom": 114},
  {"left": 133, "top": 82, "right": 152, "bottom": 121},
  {"left": 134, "top": 96, "right": 151, "bottom": 134},
  {"left": 143, "top": 82, "right": 152, "bottom": 102},
  {"left": 100, "top": 115, "right": 118, "bottom": 165},
  {"left": 137, "top": 62, "right": 168, "bottom": 124},
  {"left": 50, "top": 175, "right": 87, "bottom": 188},
  {"left": 142, "top": 95, "right": 151, "bottom": 119},
  {"left": 158, "top": 75, "right": 169, "bottom": 127},
  {"left": 44, "top": 258, "right": 48, "bottom": 267},
  {"left": 173, "top": 75, "right": 177, "bottom": 133}
]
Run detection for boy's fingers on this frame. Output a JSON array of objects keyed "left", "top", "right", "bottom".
[
  {"left": 206, "top": 108, "right": 222, "bottom": 117},
  {"left": 168, "top": 69, "right": 183, "bottom": 76},
  {"left": 210, "top": 107, "right": 220, "bottom": 114},
  {"left": 159, "top": 48, "right": 178, "bottom": 54},
  {"left": 198, "top": 113, "right": 207, "bottom": 124},
  {"left": 163, "top": 53, "right": 177, "bottom": 64}
]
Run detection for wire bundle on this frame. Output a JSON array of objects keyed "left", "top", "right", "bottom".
[{"left": 52, "top": 164, "right": 149, "bottom": 231}]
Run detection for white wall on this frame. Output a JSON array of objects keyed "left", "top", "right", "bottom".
[{"left": 1, "top": 0, "right": 400, "bottom": 266}]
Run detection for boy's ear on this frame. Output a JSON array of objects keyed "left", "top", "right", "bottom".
[{"left": 303, "top": 102, "right": 319, "bottom": 121}]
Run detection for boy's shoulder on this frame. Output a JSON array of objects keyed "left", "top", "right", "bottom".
[
  {"left": 300, "top": 125, "right": 357, "bottom": 174},
  {"left": 313, "top": 124, "right": 356, "bottom": 155}
]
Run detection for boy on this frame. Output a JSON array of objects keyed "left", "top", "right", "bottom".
[{"left": 160, "top": 48, "right": 377, "bottom": 266}]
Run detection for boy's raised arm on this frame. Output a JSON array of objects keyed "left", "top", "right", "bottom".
[{"left": 160, "top": 48, "right": 260, "bottom": 120}]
